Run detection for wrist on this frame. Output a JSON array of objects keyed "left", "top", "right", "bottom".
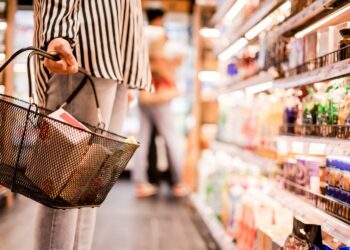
[{"left": 44, "top": 37, "right": 75, "bottom": 51}]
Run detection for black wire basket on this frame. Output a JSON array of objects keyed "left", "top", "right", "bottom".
[{"left": 0, "top": 47, "right": 139, "bottom": 209}]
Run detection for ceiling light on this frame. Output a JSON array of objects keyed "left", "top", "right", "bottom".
[
  {"left": 309, "top": 143, "right": 326, "bottom": 155},
  {"left": 224, "top": 0, "right": 249, "bottom": 23},
  {"left": 246, "top": 81, "right": 273, "bottom": 95},
  {"left": 218, "top": 90, "right": 245, "bottom": 104},
  {"left": 292, "top": 141, "right": 304, "bottom": 154},
  {"left": 199, "top": 28, "right": 220, "bottom": 38},
  {"left": 295, "top": 3, "right": 350, "bottom": 38},
  {"left": 218, "top": 37, "right": 248, "bottom": 61},
  {"left": 245, "top": 16, "right": 272, "bottom": 40},
  {"left": 198, "top": 71, "right": 220, "bottom": 82},
  {"left": 245, "top": 1, "right": 291, "bottom": 40},
  {"left": 0, "top": 22, "right": 7, "bottom": 30}
]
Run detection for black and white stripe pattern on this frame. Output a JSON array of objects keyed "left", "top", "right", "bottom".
[{"left": 33, "top": 0, "right": 151, "bottom": 106}]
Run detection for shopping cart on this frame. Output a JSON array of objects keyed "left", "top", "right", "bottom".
[{"left": 0, "top": 47, "right": 139, "bottom": 209}]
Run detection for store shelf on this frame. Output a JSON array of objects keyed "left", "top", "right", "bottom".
[
  {"left": 190, "top": 194, "right": 236, "bottom": 250},
  {"left": 275, "top": 0, "right": 338, "bottom": 36},
  {"left": 216, "top": 72, "right": 273, "bottom": 95},
  {"left": 275, "top": 57, "right": 350, "bottom": 89},
  {"left": 210, "top": 0, "right": 235, "bottom": 25},
  {"left": 268, "top": 185, "right": 350, "bottom": 245},
  {"left": 220, "top": 57, "right": 350, "bottom": 93},
  {"left": 211, "top": 140, "right": 277, "bottom": 172},
  {"left": 216, "top": 0, "right": 284, "bottom": 54},
  {"left": 276, "top": 135, "right": 350, "bottom": 156}
]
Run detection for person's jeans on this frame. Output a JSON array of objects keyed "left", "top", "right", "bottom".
[
  {"left": 34, "top": 73, "right": 128, "bottom": 250},
  {"left": 133, "top": 103, "right": 184, "bottom": 184}
]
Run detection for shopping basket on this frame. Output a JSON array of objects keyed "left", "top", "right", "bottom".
[{"left": 0, "top": 47, "right": 139, "bottom": 209}]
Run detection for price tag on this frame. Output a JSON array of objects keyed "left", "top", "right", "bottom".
[
  {"left": 333, "top": 143, "right": 346, "bottom": 155},
  {"left": 325, "top": 144, "right": 336, "bottom": 155}
]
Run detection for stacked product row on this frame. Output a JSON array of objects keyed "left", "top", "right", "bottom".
[
  {"left": 283, "top": 77, "right": 350, "bottom": 138},
  {"left": 197, "top": 149, "right": 350, "bottom": 249},
  {"left": 222, "top": 20, "right": 350, "bottom": 81},
  {"left": 218, "top": 76, "right": 350, "bottom": 154}
]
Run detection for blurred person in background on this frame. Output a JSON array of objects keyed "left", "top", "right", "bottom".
[
  {"left": 33, "top": 1, "right": 150, "bottom": 249},
  {"left": 133, "top": 8, "right": 188, "bottom": 198}
]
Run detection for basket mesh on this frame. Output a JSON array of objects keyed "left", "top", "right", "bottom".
[{"left": 0, "top": 95, "right": 139, "bottom": 208}]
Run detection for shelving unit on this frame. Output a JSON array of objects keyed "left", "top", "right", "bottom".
[
  {"left": 191, "top": 194, "right": 236, "bottom": 250},
  {"left": 210, "top": 0, "right": 235, "bottom": 25},
  {"left": 216, "top": 71, "right": 273, "bottom": 95},
  {"left": 216, "top": 0, "right": 284, "bottom": 54},
  {"left": 275, "top": 0, "right": 342, "bottom": 36},
  {"left": 276, "top": 135, "right": 350, "bottom": 156},
  {"left": 267, "top": 186, "right": 350, "bottom": 245},
  {"left": 194, "top": 0, "right": 350, "bottom": 247},
  {"left": 275, "top": 58, "right": 350, "bottom": 89},
  {"left": 211, "top": 140, "right": 277, "bottom": 172}
]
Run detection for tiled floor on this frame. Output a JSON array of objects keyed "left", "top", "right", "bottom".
[{"left": 0, "top": 181, "right": 208, "bottom": 250}]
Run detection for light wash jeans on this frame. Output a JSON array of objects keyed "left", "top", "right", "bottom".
[
  {"left": 133, "top": 103, "right": 184, "bottom": 184},
  {"left": 34, "top": 73, "right": 128, "bottom": 250}
]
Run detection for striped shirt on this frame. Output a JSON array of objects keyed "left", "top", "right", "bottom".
[{"left": 33, "top": 0, "right": 152, "bottom": 106}]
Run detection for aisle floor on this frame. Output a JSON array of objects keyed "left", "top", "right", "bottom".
[{"left": 0, "top": 181, "right": 209, "bottom": 250}]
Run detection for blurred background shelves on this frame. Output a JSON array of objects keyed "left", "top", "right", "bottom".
[
  {"left": 190, "top": 194, "right": 236, "bottom": 250},
  {"left": 275, "top": 0, "right": 341, "bottom": 36}
]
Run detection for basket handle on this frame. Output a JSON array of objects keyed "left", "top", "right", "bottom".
[{"left": 0, "top": 47, "right": 105, "bottom": 128}]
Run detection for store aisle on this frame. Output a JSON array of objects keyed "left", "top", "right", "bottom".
[{"left": 0, "top": 181, "right": 208, "bottom": 250}]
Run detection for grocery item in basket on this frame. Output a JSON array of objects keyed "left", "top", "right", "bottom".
[
  {"left": 26, "top": 109, "right": 91, "bottom": 199},
  {"left": 0, "top": 100, "right": 18, "bottom": 168},
  {"left": 79, "top": 146, "right": 127, "bottom": 204},
  {"left": 124, "top": 136, "right": 138, "bottom": 144},
  {"left": 60, "top": 143, "right": 112, "bottom": 204}
]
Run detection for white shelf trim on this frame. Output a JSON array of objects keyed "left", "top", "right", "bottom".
[
  {"left": 216, "top": 0, "right": 283, "bottom": 54},
  {"left": 276, "top": 135, "right": 350, "bottom": 156},
  {"left": 210, "top": 0, "right": 236, "bottom": 25},
  {"left": 211, "top": 141, "right": 277, "bottom": 171},
  {"left": 216, "top": 58, "right": 350, "bottom": 94},
  {"left": 274, "top": 58, "right": 350, "bottom": 89},
  {"left": 217, "top": 72, "right": 273, "bottom": 95},
  {"left": 275, "top": 0, "right": 339, "bottom": 36},
  {"left": 267, "top": 187, "right": 350, "bottom": 245}
]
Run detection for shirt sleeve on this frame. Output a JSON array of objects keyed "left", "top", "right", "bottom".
[
  {"left": 37, "top": 0, "right": 81, "bottom": 49},
  {"left": 119, "top": 0, "right": 152, "bottom": 91}
]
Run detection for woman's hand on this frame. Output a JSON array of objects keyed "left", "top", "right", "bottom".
[{"left": 44, "top": 38, "right": 78, "bottom": 74}]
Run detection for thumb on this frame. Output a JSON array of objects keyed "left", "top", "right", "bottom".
[{"left": 56, "top": 44, "right": 76, "bottom": 67}]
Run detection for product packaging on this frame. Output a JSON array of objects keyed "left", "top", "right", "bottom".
[
  {"left": 79, "top": 136, "right": 136, "bottom": 204},
  {"left": 304, "top": 33, "right": 317, "bottom": 70},
  {"left": 322, "top": 231, "right": 345, "bottom": 250},
  {"left": 0, "top": 100, "right": 17, "bottom": 168},
  {"left": 339, "top": 28, "right": 350, "bottom": 61},
  {"left": 283, "top": 217, "right": 323, "bottom": 250},
  {"left": 317, "top": 27, "right": 336, "bottom": 64},
  {"left": 289, "top": 38, "right": 304, "bottom": 72},
  {"left": 59, "top": 143, "right": 112, "bottom": 204},
  {"left": 335, "top": 23, "right": 350, "bottom": 46},
  {"left": 26, "top": 109, "right": 91, "bottom": 199}
]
